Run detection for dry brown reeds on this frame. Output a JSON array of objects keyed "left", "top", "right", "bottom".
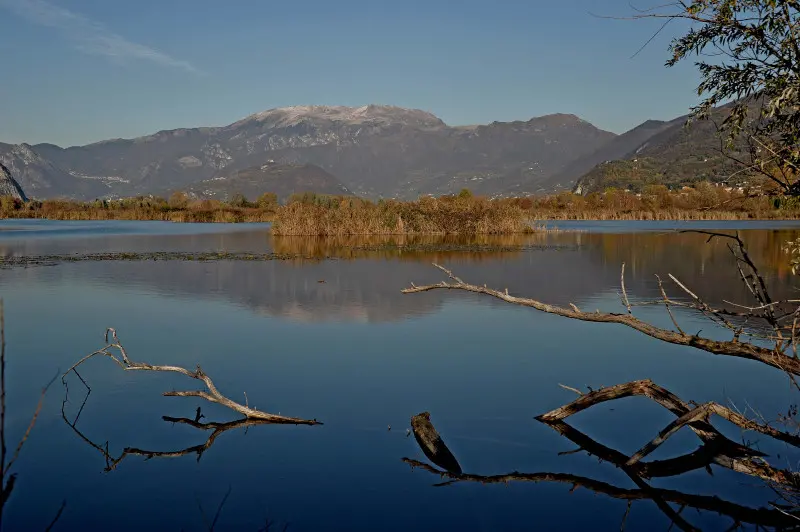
[
  {"left": 0, "top": 196, "right": 276, "bottom": 223},
  {"left": 271, "top": 195, "right": 535, "bottom": 235},
  {"left": 3, "top": 181, "right": 800, "bottom": 225}
]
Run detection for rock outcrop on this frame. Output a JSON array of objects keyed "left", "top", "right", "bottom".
[{"left": 0, "top": 163, "right": 27, "bottom": 201}]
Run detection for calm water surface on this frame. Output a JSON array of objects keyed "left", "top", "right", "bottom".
[{"left": 2, "top": 220, "right": 800, "bottom": 531}]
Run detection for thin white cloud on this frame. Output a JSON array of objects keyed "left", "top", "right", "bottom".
[{"left": 0, "top": 0, "right": 203, "bottom": 75}]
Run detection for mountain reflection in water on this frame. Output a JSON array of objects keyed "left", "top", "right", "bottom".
[{"left": 2, "top": 228, "right": 798, "bottom": 323}]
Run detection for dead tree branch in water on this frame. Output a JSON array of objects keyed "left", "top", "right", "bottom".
[
  {"left": 403, "top": 411, "right": 800, "bottom": 531},
  {"left": 403, "top": 236, "right": 800, "bottom": 523},
  {"left": 62, "top": 328, "right": 320, "bottom": 425},
  {"left": 401, "top": 243, "right": 800, "bottom": 376},
  {"left": 402, "top": 459, "right": 796, "bottom": 530},
  {"left": 537, "top": 380, "right": 800, "bottom": 487},
  {"left": 61, "top": 384, "right": 286, "bottom": 471},
  {"left": 534, "top": 379, "right": 800, "bottom": 526},
  {"left": 538, "top": 380, "right": 800, "bottom": 449}
]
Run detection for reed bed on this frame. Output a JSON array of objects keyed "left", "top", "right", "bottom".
[
  {"left": 270, "top": 195, "right": 534, "bottom": 235},
  {"left": 269, "top": 232, "right": 569, "bottom": 262}
]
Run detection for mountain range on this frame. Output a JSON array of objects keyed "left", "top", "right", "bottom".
[
  {"left": 186, "top": 162, "right": 352, "bottom": 201},
  {"left": 570, "top": 104, "right": 753, "bottom": 194},
  {"left": 0, "top": 104, "right": 743, "bottom": 201}
]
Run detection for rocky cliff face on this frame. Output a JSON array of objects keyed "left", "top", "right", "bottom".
[
  {"left": 0, "top": 163, "right": 28, "bottom": 201},
  {"left": 1, "top": 105, "right": 617, "bottom": 200}
]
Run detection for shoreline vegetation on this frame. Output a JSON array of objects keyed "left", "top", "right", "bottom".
[
  {"left": 271, "top": 192, "right": 534, "bottom": 235},
  {"left": 0, "top": 192, "right": 277, "bottom": 223},
  {"left": 2, "top": 184, "right": 800, "bottom": 234}
]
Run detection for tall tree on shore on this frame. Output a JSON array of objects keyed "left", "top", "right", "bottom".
[{"left": 628, "top": 1, "right": 799, "bottom": 193}]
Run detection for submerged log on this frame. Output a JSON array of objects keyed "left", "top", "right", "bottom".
[{"left": 410, "top": 412, "right": 462, "bottom": 475}]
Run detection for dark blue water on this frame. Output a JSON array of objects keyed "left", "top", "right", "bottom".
[{"left": 1, "top": 220, "right": 799, "bottom": 531}]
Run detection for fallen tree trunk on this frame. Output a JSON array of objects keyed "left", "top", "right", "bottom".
[{"left": 410, "top": 412, "right": 462, "bottom": 474}]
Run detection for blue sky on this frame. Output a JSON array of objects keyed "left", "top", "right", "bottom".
[{"left": 0, "top": 0, "right": 701, "bottom": 147}]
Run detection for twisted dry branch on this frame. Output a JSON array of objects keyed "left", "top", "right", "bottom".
[
  {"left": 536, "top": 380, "right": 800, "bottom": 488},
  {"left": 404, "top": 410, "right": 800, "bottom": 531},
  {"left": 402, "top": 263, "right": 800, "bottom": 375},
  {"left": 62, "top": 328, "right": 320, "bottom": 426}
]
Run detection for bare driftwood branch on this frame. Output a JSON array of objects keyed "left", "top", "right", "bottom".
[
  {"left": 61, "top": 386, "right": 283, "bottom": 471},
  {"left": 621, "top": 262, "right": 632, "bottom": 314},
  {"left": 655, "top": 274, "right": 685, "bottom": 335},
  {"left": 558, "top": 383, "right": 583, "bottom": 396},
  {"left": 403, "top": 410, "right": 800, "bottom": 530},
  {"left": 538, "top": 379, "right": 800, "bottom": 446},
  {"left": 402, "top": 263, "right": 800, "bottom": 375},
  {"left": 536, "top": 380, "right": 800, "bottom": 488},
  {"left": 402, "top": 459, "right": 796, "bottom": 529},
  {"left": 63, "top": 328, "right": 320, "bottom": 425},
  {"left": 402, "top": 232, "right": 800, "bottom": 526}
]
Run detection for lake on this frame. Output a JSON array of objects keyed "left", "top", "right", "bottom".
[{"left": 1, "top": 219, "right": 800, "bottom": 531}]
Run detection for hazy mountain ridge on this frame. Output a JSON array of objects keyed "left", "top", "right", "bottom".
[
  {"left": 543, "top": 119, "right": 674, "bottom": 191},
  {"left": 0, "top": 105, "right": 616, "bottom": 200},
  {"left": 573, "top": 104, "right": 754, "bottom": 194},
  {"left": 1, "top": 103, "right": 751, "bottom": 201},
  {"left": 0, "top": 142, "right": 97, "bottom": 198},
  {"left": 186, "top": 162, "right": 352, "bottom": 201}
]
